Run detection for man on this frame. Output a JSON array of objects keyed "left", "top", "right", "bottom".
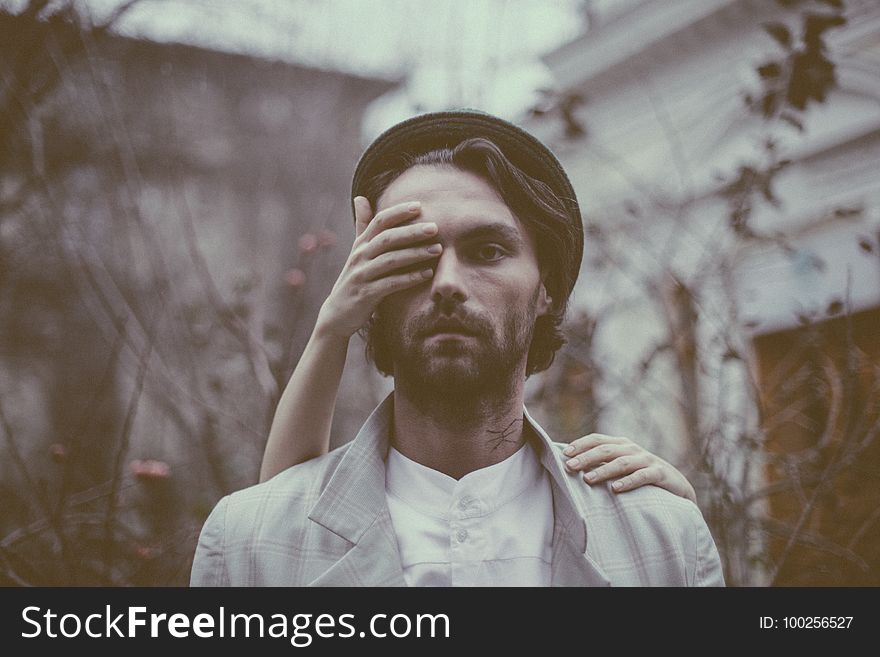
[{"left": 191, "top": 110, "right": 724, "bottom": 586}]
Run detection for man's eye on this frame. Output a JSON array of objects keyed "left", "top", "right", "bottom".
[{"left": 474, "top": 244, "right": 507, "bottom": 262}]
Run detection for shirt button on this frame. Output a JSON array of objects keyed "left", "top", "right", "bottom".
[
  {"left": 458, "top": 497, "right": 471, "bottom": 510},
  {"left": 456, "top": 529, "right": 468, "bottom": 543}
]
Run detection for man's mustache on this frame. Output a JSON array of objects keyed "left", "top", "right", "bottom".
[{"left": 409, "top": 308, "right": 492, "bottom": 338}]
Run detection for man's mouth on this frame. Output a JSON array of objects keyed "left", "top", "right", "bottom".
[{"left": 422, "top": 319, "right": 478, "bottom": 338}]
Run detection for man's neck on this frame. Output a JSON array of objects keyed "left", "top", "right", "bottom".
[{"left": 391, "top": 383, "right": 527, "bottom": 480}]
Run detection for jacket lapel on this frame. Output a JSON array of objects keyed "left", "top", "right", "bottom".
[
  {"left": 308, "top": 508, "right": 406, "bottom": 586},
  {"left": 526, "top": 408, "right": 611, "bottom": 587},
  {"left": 305, "top": 397, "right": 609, "bottom": 587},
  {"left": 548, "top": 508, "right": 611, "bottom": 587},
  {"left": 307, "top": 395, "right": 406, "bottom": 586}
]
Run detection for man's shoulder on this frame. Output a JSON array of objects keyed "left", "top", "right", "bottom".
[
  {"left": 582, "top": 471, "right": 700, "bottom": 517},
  {"left": 267, "top": 442, "right": 353, "bottom": 489},
  {"left": 191, "top": 443, "right": 358, "bottom": 586},
  {"left": 217, "top": 443, "right": 353, "bottom": 524},
  {"left": 529, "top": 420, "right": 698, "bottom": 520},
  {"left": 543, "top": 439, "right": 699, "bottom": 517},
  {"left": 542, "top": 440, "right": 705, "bottom": 541},
  {"left": 542, "top": 442, "right": 723, "bottom": 585}
]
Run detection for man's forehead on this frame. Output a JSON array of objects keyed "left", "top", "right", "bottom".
[
  {"left": 376, "top": 165, "right": 508, "bottom": 212},
  {"left": 376, "top": 165, "right": 536, "bottom": 255}
]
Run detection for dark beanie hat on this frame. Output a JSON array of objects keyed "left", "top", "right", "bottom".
[{"left": 350, "top": 109, "right": 584, "bottom": 298}]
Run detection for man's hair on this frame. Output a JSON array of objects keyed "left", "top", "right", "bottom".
[{"left": 358, "top": 136, "right": 580, "bottom": 377}]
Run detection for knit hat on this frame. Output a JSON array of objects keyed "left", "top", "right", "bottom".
[{"left": 350, "top": 109, "right": 583, "bottom": 297}]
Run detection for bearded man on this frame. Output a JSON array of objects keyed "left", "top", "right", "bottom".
[{"left": 190, "top": 110, "right": 724, "bottom": 587}]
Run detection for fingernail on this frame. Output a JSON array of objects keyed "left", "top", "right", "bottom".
[
  {"left": 566, "top": 458, "right": 578, "bottom": 469},
  {"left": 408, "top": 202, "right": 421, "bottom": 212},
  {"left": 563, "top": 445, "right": 574, "bottom": 456},
  {"left": 612, "top": 481, "right": 623, "bottom": 490},
  {"left": 421, "top": 269, "right": 434, "bottom": 279},
  {"left": 427, "top": 243, "right": 442, "bottom": 254},
  {"left": 422, "top": 223, "right": 438, "bottom": 235},
  {"left": 584, "top": 471, "right": 596, "bottom": 482}
]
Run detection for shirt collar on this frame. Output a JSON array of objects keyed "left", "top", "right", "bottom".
[
  {"left": 308, "top": 392, "right": 610, "bottom": 586},
  {"left": 310, "top": 393, "right": 584, "bottom": 545},
  {"left": 385, "top": 442, "right": 542, "bottom": 518}
]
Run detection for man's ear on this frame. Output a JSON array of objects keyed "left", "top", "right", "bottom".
[{"left": 536, "top": 282, "right": 552, "bottom": 316}]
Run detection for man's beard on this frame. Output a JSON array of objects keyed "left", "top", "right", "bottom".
[{"left": 373, "top": 289, "right": 539, "bottom": 410}]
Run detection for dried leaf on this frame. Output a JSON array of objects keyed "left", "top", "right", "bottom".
[
  {"left": 780, "top": 112, "right": 804, "bottom": 132},
  {"left": 758, "top": 62, "right": 783, "bottom": 80},
  {"left": 833, "top": 206, "right": 862, "bottom": 218},
  {"left": 761, "top": 91, "right": 779, "bottom": 118},
  {"left": 722, "top": 348, "right": 741, "bottom": 361},
  {"left": 804, "top": 13, "right": 847, "bottom": 49},
  {"left": 763, "top": 22, "right": 792, "bottom": 48}
]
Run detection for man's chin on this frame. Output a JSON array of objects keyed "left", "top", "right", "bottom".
[
  {"left": 421, "top": 353, "right": 478, "bottom": 380},
  {"left": 400, "top": 349, "right": 484, "bottom": 388},
  {"left": 393, "top": 346, "right": 523, "bottom": 405}
]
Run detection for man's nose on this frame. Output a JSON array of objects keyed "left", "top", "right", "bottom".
[{"left": 430, "top": 250, "right": 468, "bottom": 306}]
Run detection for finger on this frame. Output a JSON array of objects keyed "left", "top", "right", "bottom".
[
  {"left": 562, "top": 433, "right": 629, "bottom": 457},
  {"left": 606, "top": 466, "right": 664, "bottom": 493},
  {"left": 580, "top": 453, "right": 652, "bottom": 483},
  {"left": 358, "top": 267, "right": 434, "bottom": 301},
  {"left": 614, "top": 467, "right": 696, "bottom": 502},
  {"left": 353, "top": 196, "right": 373, "bottom": 238},
  {"left": 360, "top": 200, "right": 424, "bottom": 243},
  {"left": 359, "top": 243, "right": 442, "bottom": 282},
  {"left": 564, "top": 442, "right": 638, "bottom": 471},
  {"left": 359, "top": 221, "right": 439, "bottom": 259}
]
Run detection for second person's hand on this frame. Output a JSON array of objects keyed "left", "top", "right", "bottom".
[
  {"left": 563, "top": 433, "right": 697, "bottom": 503},
  {"left": 315, "top": 196, "right": 441, "bottom": 339}
]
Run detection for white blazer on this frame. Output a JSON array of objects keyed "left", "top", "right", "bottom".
[{"left": 191, "top": 395, "right": 725, "bottom": 587}]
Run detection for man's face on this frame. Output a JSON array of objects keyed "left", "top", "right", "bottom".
[{"left": 373, "top": 164, "right": 551, "bottom": 399}]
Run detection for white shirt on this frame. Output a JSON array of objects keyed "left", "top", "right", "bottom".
[{"left": 384, "top": 442, "right": 554, "bottom": 586}]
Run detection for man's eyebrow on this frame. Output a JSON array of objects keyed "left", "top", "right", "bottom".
[{"left": 456, "top": 222, "right": 526, "bottom": 246}]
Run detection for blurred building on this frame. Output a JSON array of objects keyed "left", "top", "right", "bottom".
[
  {"left": 0, "top": 12, "right": 394, "bottom": 584},
  {"left": 522, "top": 0, "right": 880, "bottom": 585}
]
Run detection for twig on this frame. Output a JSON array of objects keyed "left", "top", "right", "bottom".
[{"left": 101, "top": 304, "right": 161, "bottom": 583}]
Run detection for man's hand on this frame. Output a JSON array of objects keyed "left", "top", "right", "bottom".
[
  {"left": 315, "top": 196, "right": 441, "bottom": 339},
  {"left": 563, "top": 434, "right": 697, "bottom": 503}
]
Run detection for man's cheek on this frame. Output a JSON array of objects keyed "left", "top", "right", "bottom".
[{"left": 379, "top": 286, "right": 421, "bottom": 314}]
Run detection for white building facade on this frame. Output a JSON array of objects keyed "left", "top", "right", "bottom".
[{"left": 524, "top": 0, "right": 880, "bottom": 585}]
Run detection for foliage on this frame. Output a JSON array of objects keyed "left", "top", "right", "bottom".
[{"left": 530, "top": 0, "right": 879, "bottom": 585}]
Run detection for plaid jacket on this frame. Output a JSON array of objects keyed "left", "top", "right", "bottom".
[{"left": 190, "top": 395, "right": 725, "bottom": 587}]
